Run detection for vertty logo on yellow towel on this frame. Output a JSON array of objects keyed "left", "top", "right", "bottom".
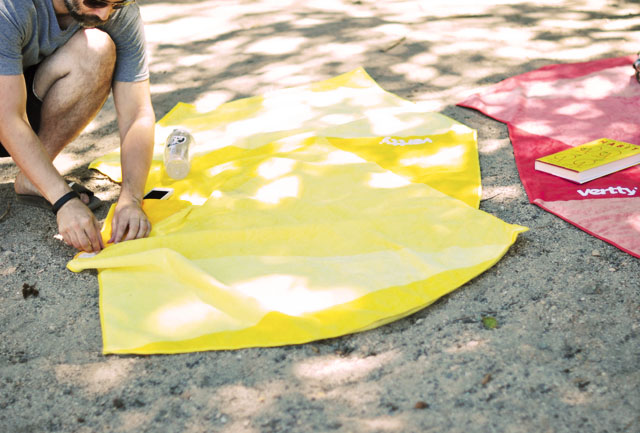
[{"left": 380, "top": 137, "right": 433, "bottom": 146}]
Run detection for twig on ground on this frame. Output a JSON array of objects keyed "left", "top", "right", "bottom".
[
  {"left": 0, "top": 203, "right": 10, "bottom": 222},
  {"left": 380, "top": 36, "right": 406, "bottom": 52},
  {"left": 480, "top": 193, "right": 501, "bottom": 202}
]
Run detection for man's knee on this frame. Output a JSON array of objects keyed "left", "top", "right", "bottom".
[
  {"left": 50, "top": 28, "right": 115, "bottom": 79},
  {"left": 71, "top": 29, "right": 116, "bottom": 74},
  {"left": 34, "top": 29, "right": 115, "bottom": 98}
]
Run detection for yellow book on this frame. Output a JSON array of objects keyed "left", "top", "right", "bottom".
[{"left": 535, "top": 138, "right": 640, "bottom": 184}]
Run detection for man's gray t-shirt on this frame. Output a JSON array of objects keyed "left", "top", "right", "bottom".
[{"left": 0, "top": 0, "right": 149, "bottom": 82}]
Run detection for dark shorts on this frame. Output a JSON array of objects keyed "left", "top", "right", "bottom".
[{"left": 0, "top": 65, "right": 43, "bottom": 157}]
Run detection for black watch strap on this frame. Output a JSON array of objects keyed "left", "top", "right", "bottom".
[{"left": 52, "top": 191, "right": 81, "bottom": 215}]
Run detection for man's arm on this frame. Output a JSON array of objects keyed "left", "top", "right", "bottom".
[
  {"left": 0, "top": 74, "right": 103, "bottom": 252},
  {"left": 110, "top": 78, "right": 155, "bottom": 243}
]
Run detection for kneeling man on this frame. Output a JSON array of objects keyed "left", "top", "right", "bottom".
[{"left": 0, "top": 0, "right": 155, "bottom": 252}]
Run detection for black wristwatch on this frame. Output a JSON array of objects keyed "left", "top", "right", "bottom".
[{"left": 52, "top": 191, "right": 81, "bottom": 215}]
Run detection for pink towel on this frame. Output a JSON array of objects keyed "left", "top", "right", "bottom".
[{"left": 459, "top": 56, "right": 640, "bottom": 257}]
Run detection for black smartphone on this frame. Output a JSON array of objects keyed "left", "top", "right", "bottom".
[{"left": 143, "top": 188, "right": 174, "bottom": 200}]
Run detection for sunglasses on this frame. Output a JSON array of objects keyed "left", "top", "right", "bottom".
[
  {"left": 83, "top": 0, "right": 135, "bottom": 9},
  {"left": 635, "top": 56, "right": 640, "bottom": 84}
]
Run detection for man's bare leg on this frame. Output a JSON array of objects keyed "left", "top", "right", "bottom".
[{"left": 14, "top": 28, "right": 116, "bottom": 203}]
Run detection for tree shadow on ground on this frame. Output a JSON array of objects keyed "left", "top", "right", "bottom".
[{"left": 2, "top": 2, "right": 639, "bottom": 432}]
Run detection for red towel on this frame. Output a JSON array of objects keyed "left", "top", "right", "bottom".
[{"left": 459, "top": 56, "right": 640, "bottom": 257}]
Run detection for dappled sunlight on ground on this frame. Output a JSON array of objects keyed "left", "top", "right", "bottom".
[
  {"left": 129, "top": 0, "right": 640, "bottom": 118},
  {"left": 246, "top": 36, "right": 308, "bottom": 55},
  {"left": 49, "top": 153, "right": 86, "bottom": 177},
  {"left": 360, "top": 416, "right": 405, "bottom": 432},
  {"left": 561, "top": 387, "right": 592, "bottom": 406},
  {"left": 2, "top": 1, "right": 639, "bottom": 433},
  {"left": 208, "top": 383, "right": 280, "bottom": 417},
  {"left": 482, "top": 184, "right": 525, "bottom": 201},
  {"left": 444, "top": 337, "right": 489, "bottom": 354},
  {"left": 294, "top": 350, "right": 398, "bottom": 384},
  {"left": 54, "top": 358, "right": 138, "bottom": 394},
  {"left": 115, "top": 410, "right": 155, "bottom": 432},
  {"left": 0, "top": 0, "right": 630, "bottom": 173},
  {"left": 479, "top": 137, "right": 511, "bottom": 154}
]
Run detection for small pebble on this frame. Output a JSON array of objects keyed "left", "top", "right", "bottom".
[
  {"left": 414, "top": 401, "right": 429, "bottom": 409},
  {"left": 591, "top": 250, "right": 601, "bottom": 256}
]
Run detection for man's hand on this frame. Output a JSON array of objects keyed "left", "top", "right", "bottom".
[
  {"left": 109, "top": 197, "right": 151, "bottom": 244},
  {"left": 110, "top": 79, "right": 155, "bottom": 245},
  {"left": 57, "top": 199, "right": 104, "bottom": 253}
]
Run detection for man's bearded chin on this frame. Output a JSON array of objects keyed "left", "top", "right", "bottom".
[{"left": 63, "top": 0, "right": 108, "bottom": 27}]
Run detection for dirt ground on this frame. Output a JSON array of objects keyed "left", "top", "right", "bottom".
[{"left": 1, "top": 1, "right": 639, "bottom": 432}]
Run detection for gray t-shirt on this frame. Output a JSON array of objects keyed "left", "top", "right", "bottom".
[{"left": 0, "top": 0, "right": 149, "bottom": 82}]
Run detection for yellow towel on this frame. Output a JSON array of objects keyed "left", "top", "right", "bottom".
[{"left": 69, "top": 69, "right": 526, "bottom": 354}]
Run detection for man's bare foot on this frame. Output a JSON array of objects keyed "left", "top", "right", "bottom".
[{"left": 14, "top": 171, "right": 91, "bottom": 205}]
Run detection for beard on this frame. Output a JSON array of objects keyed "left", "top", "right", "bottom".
[{"left": 63, "top": 0, "right": 109, "bottom": 27}]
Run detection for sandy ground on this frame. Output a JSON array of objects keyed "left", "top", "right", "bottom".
[{"left": 1, "top": 1, "right": 639, "bottom": 432}]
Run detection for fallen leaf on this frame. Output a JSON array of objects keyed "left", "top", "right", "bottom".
[
  {"left": 22, "top": 283, "right": 39, "bottom": 299},
  {"left": 482, "top": 316, "right": 498, "bottom": 329}
]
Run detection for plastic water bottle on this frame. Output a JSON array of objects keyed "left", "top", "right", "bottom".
[{"left": 164, "top": 128, "right": 193, "bottom": 180}]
